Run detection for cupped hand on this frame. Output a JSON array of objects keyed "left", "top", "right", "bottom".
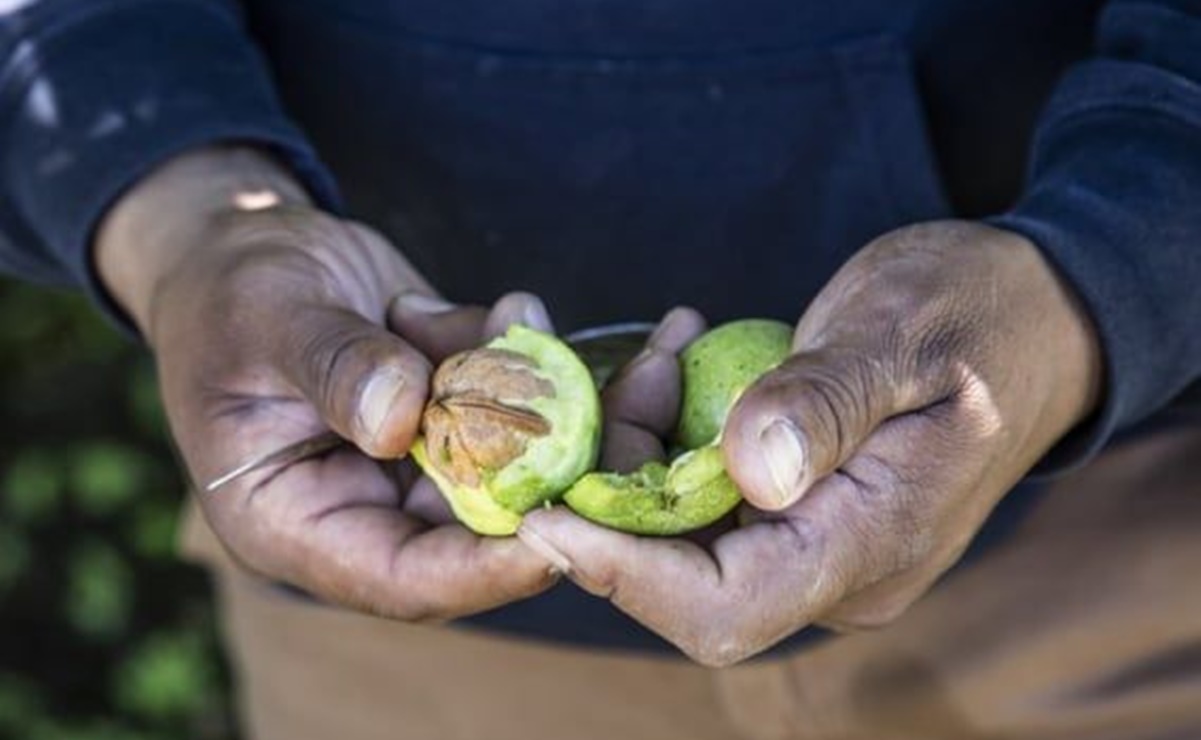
[
  {"left": 96, "top": 147, "right": 559, "bottom": 621},
  {"left": 520, "top": 221, "right": 1103, "bottom": 665}
]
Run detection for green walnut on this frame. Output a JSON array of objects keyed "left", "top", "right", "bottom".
[
  {"left": 677, "top": 318, "right": 795, "bottom": 450},
  {"left": 411, "top": 325, "right": 600, "bottom": 536},
  {"left": 563, "top": 319, "right": 793, "bottom": 535}
]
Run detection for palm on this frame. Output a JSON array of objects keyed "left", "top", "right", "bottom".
[
  {"left": 145, "top": 205, "right": 559, "bottom": 620},
  {"left": 520, "top": 222, "right": 1101, "bottom": 665}
]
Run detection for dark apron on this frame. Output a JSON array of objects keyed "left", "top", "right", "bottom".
[
  {"left": 236, "top": 0, "right": 1057, "bottom": 651},
  {"left": 244, "top": 0, "right": 951, "bottom": 330}
]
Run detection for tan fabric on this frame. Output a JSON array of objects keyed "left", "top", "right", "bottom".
[{"left": 181, "top": 425, "right": 1201, "bottom": 740}]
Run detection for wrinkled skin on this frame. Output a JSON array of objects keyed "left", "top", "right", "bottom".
[
  {"left": 96, "top": 147, "right": 1103, "bottom": 661},
  {"left": 521, "top": 221, "right": 1103, "bottom": 666},
  {"left": 94, "top": 146, "right": 705, "bottom": 623},
  {"left": 95, "top": 147, "right": 568, "bottom": 621}
]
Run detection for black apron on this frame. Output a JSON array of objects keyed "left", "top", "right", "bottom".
[{"left": 238, "top": 0, "right": 1085, "bottom": 651}]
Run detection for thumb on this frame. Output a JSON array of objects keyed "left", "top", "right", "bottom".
[
  {"left": 273, "top": 304, "right": 433, "bottom": 459},
  {"left": 722, "top": 347, "right": 939, "bottom": 511}
]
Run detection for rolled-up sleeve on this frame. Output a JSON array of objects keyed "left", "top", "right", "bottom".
[
  {"left": 989, "top": 0, "right": 1201, "bottom": 472},
  {"left": 0, "top": 0, "right": 339, "bottom": 299}
]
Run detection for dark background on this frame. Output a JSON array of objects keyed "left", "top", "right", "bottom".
[{"left": 0, "top": 278, "right": 236, "bottom": 739}]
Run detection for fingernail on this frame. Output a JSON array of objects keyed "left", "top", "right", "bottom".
[
  {"left": 394, "top": 292, "right": 455, "bottom": 315},
  {"left": 759, "top": 418, "right": 808, "bottom": 508},
  {"left": 357, "top": 368, "right": 407, "bottom": 442},
  {"left": 517, "top": 524, "right": 573, "bottom": 575},
  {"left": 648, "top": 307, "right": 689, "bottom": 350},
  {"left": 520, "top": 296, "right": 554, "bottom": 333}
]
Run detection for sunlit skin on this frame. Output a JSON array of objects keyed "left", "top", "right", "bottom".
[
  {"left": 520, "top": 222, "right": 1102, "bottom": 666},
  {"left": 95, "top": 147, "right": 565, "bottom": 621},
  {"left": 91, "top": 146, "right": 709, "bottom": 624},
  {"left": 95, "top": 146, "right": 1102, "bottom": 665}
]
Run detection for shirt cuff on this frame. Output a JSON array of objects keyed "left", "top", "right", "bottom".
[
  {"left": 0, "top": 0, "right": 342, "bottom": 328},
  {"left": 986, "top": 68, "right": 1201, "bottom": 474}
]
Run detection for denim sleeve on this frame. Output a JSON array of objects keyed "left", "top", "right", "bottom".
[
  {"left": 989, "top": 0, "right": 1201, "bottom": 473},
  {"left": 0, "top": 0, "right": 340, "bottom": 314}
]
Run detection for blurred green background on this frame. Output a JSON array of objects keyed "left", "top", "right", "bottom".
[{"left": 0, "top": 279, "right": 236, "bottom": 739}]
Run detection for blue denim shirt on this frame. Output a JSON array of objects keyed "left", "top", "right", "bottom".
[{"left": 2, "top": 0, "right": 1199, "bottom": 652}]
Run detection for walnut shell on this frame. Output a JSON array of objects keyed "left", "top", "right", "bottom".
[
  {"left": 422, "top": 348, "right": 556, "bottom": 488},
  {"left": 411, "top": 325, "right": 601, "bottom": 536}
]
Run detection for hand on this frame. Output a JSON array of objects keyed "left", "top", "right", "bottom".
[
  {"left": 96, "top": 146, "right": 558, "bottom": 620},
  {"left": 520, "top": 221, "right": 1103, "bottom": 664},
  {"left": 595, "top": 307, "right": 709, "bottom": 473}
]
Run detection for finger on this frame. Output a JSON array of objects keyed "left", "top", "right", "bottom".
[
  {"left": 271, "top": 303, "right": 431, "bottom": 459},
  {"left": 604, "top": 307, "right": 707, "bottom": 435},
  {"left": 645, "top": 306, "right": 708, "bottom": 355},
  {"left": 599, "top": 307, "right": 706, "bottom": 470},
  {"left": 600, "top": 353, "right": 678, "bottom": 471},
  {"left": 520, "top": 481, "right": 870, "bottom": 666},
  {"left": 520, "top": 440, "right": 943, "bottom": 665},
  {"left": 253, "top": 454, "right": 559, "bottom": 619},
  {"left": 482, "top": 291, "right": 555, "bottom": 339},
  {"left": 812, "top": 390, "right": 1017, "bottom": 632},
  {"left": 387, "top": 291, "right": 490, "bottom": 363},
  {"left": 600, "top": 420, "right": 666, "bottom": 473},
  {"left": 722, "top": 347, "right": 953, "bottom": 511}
]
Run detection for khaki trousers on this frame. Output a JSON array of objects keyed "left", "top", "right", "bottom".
[{"left": 182, "top": 425, "right": 1201, "bottom": 740}]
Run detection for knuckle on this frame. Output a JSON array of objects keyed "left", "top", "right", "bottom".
[
  {"left": 784, "top": 354, "right": 883, "bottom": 465},
  {"left": 482, "top": 547, "right": 559, "bottom": 597},
  {"left": 685, "top": 632, "right": 756, "bottom": 668},
  {"left": 821, "top": 594, "right": 917, "bottom": 633},
  {"left": 387, "top": 596, "right": 441, "bottom": 624},
  {"left": 677, "top": 602, "right": 781, "bottom": 668},
  {"left": 529, "top": 563, "right": 565, "bottom": 594},
  {"left": 209, "top": 251, "right": 291, "bottom": 311},
  {"left": 207, "top": 249, "right": 333, "bottom": 331},
  {"left": 576, "top": 561, "right": 622, "bottom": 601}
]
